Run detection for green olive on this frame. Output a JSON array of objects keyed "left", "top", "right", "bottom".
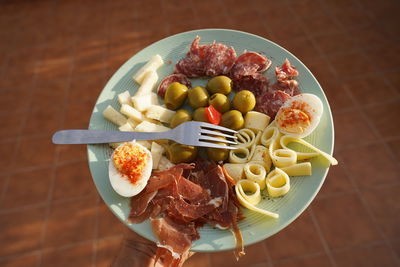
[
  {"left": 221, "top": 110, "right": 244, "bottom": 130},
  {"left": 188, "top": 86, "right": 209, "bottom": 109},
  {"left": 193, "top": 107, "right": 208, "bottom": 122},
  {"left": 170, "top": 109, "right": 192, "bottom": 128},
  {"left": 206, "top": 136, "right": 229, "bottom": 162},
  {"left": 209, "top": 93, "right": 230, "bottom": 113},
  {"left": 206, "top": 75, "right": 232, "bottom": 95},
  {"left": 164, "top": 82, "right": 188, "bottom": 110},
  {"left": 232, "top": 90, "right": 256, "bottom": 113},
  {"left": 166, "top": 142, "right": 198, "bottom": 163}
]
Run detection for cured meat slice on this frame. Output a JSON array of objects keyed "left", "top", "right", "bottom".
[
  {"left": 275, "top": 59, "right": 299, "bottom": 82},
  {"left": 204, "top": 43, "right": 237, "bottom": 76},
  {"left": 129, "top": 190, "right": 157, "bottom": 218},
  {"left": 174, "top": 36, "right": 237, "bottom": 78},
  {"left": 232, "top": 73, "right": 269, "bottom": 96},
  {"left": 255, "top": 90, "right": 291, "bottom": 119},
  {"left": 157, "top": 74, "right": 192, "bottom": 98},
  {"left": 269, "top": 80, "right": 300, "bottom": 97},
  {"left": 230, "top": 52, "right": 272, "bottom": 79},
  {"left": 151, "top": 217, "right": 196, "bottom": 267}
]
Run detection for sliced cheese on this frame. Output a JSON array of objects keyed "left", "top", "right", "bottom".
[
  {"left": 103, "top": 105, "right": 127, "bottom": 126},
  {"left": 127, "top": 118, "right": 139, "bottom": 129},
  {"left": 280, "top": 135, "right": 337, "bottom": 165},
  {"left": 270, "top": 149, "right": 297, "bottom": 168},
  {"left": 118, "top": 122, "right": 135, "bottom": 132},
  {"left": 132, "top": 55, "right": 164, "bottom": 84},
  {"left": 235, "top": 179, "right": 279, "bottom": 219},
  {"left": 222, "top": 163, "right": 245, "bottom": 182},
  {"left": 266, "top": 168, "right": 290, "bottom": 198},
  {"left": 145, "top": 105, "right": 176, "bottom": 123},
  {"left": 281, "top": 162, "right": 312, "bottom": 176},
  {"left": 151, "top": 142, "right": 165, "bottom": 169},
  {"left": 136, "top": 140, "right": 152, "bottom": 150},
  {"left": 244, "top": 111, "right": 271, "bottom": 132},
  {"left": 134, "top": 70, "right": 158, "bottom": 96},
  {"left": 135, "top": 121, "right": 170, "bottom": 132},
  {"left": 131, "top": 92, "right": 159, "bottom": 112},
  {"left": 158, "top": 156, "right": 175, "bottom": 171},
  {"left": 118, "top": 90, "right": 132, "bottom": 106},
  {"left": 120, "top": 104, "right": 144, "bottom": 122},
  {"left": 244, "top": 162, "right": 267, "bottom": 190}
]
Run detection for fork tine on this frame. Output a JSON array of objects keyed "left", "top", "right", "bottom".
[
  {"left": 199, "top": 135, "right": 237, "bottom": 145},
  {"left": 197, "top": 141, "right": 238, "bottom": 150},
  {"left": 198, "top": 122, "right": 238, "bottom": 134},
  {"left": 200, "top": 129, "right": 237, "bottom": 139}
]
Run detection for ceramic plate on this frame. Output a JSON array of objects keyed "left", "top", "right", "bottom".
[{"left": 87, "top": 29, "right": 334, "bottom": 252}]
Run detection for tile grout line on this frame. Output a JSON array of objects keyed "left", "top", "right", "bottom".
[
  {"left": 319, "top": 2, "right": 400, "bottom": 263},
  {"left": 0, "top": 234, "right": 124, "bottom": 264},
  {"left": 307, "top": 208, "right": 337, "bottom": 267},
  {"left": 91, "top": 2, "right": 111, "bottom": 266},
  {"left": 36, "top": 11, "right": 79, "bottom": 265}
]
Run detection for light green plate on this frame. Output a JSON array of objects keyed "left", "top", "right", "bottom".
[{"left": 88, "top": 29, "right": 334, "bottom": 252}]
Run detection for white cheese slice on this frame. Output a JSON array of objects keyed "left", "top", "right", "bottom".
[
  {"left": 118, "top": 90, "right": 132, "bottom": 106},
  {"left": 135, "top": 121, "right": 170, "bottom": 132},
  {"left": 134, "top": 70, "right": 158, "bottom": 96},
  {"left": 132, "top": 55, "right": 164, "bottom": 84},
  {"left": 131, "top": 93, "right": 160, "bottom": 112},
  {"left": 120, "top": 104, "right": 144, "bottom": 122},
  {"left": 151, "top": 142, "right": 165, "bottom": 169},
  {"left": 145, "top": 105, "right": 176, "bottom": 123},
  {"left": 103, "top": 105, "right": 127, "bottom": 126}
]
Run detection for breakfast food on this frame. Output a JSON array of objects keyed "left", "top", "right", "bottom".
[
  {"left": 108, "top": 142, "right": 153, "bottom": 197},
  {"left": 101, "top": 36, "right": 338, "bottom": 266}
]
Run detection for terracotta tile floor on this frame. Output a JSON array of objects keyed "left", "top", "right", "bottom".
[{"left": 0, "top": 0, "right": 399, "bottom": 266}]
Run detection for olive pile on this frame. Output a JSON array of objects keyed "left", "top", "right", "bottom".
[{"left": 163, "top": 75, "right": 256, "bottom": 163}]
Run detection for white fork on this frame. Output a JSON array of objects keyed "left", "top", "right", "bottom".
[{"left": 52, "top": 121, "right": 238, "bottom": 150}]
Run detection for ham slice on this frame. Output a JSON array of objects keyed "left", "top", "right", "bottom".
[{"left": 129, "top": 160, "right": 245, "bottom": 266}]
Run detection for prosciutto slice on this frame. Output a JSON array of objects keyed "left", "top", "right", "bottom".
[
  {"left": 230, "top": 51, "right": 271, "bottom": 79},
  {"left": 129, "top": 160, "right": 245, "bottom": 266}
]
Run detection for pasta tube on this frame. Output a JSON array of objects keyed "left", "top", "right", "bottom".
[
  {"left": 244, "top": 162, "right": 267, "bottom": 190},
  {"left": 266, "top": 168, "right": 290, "bottom": 198},
  {"left": 270, "top": 149, "right": 297, "bottom": 168},
  {"left": 235, "top": 180, "right": 279, "bottom": 219},
  {"left": 261, "top": 126, "right": 281, "bottom": 148},
  {"left": 280, "top": 135, "right": 338, "bottom": 165},
  {"left": 234, "top": 128, "right": 257, "bottom": 148},
  {"left": 229, "top": 147, "right": 251, "bottom": 163}
]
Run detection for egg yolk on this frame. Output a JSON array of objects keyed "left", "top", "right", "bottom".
[
  {"left": 277, "top": 108, "right": 311, "bottom": 134},
  {"left": 112, "top": 143, "right": 149, "bottom": 185}
]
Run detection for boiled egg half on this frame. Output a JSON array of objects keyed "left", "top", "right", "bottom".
[
  {"left": 109, "top": 141, "right": 153, "bottom": 197},
  {"left": 276, "top": 93, "right": 323, "bottom": 138}
]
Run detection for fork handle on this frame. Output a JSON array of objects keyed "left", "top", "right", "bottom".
[{"left": 52, "top": 130, "right": 172, "bottom": 144}]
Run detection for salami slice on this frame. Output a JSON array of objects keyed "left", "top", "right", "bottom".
[
  {"left": 157, "top": 74, "right": 192, "bottom": 98},
  {"left": 275, "top": 59, "right": 299, "bottom": 82},
  {"left": 255, "top": 90, "right": 291, "bottom": 119},
  {"left": 269, "top": 80, "right": 300, "bottom": 97},
  {"left": 174, "top": 57, "right": 204, "bottom": 78},
  {"left": 232, "top": 73, "right": 269, "bottom": 97},
  {"left": 230, "top": 52, "right": 272, "bottom": 79},
  {"left": 204, "top": 43, "right": 237, "bottom": 76},
  {"left": 175, "top": 37, "right": 237, "bottom": 78}
]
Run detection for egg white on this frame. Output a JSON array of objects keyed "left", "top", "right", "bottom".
[
  {"left": 109, "top": 141, "right": 153, "bottom": 197},
  {"left": 276, "top": 93, "right": 323, "bottom": 138}
]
